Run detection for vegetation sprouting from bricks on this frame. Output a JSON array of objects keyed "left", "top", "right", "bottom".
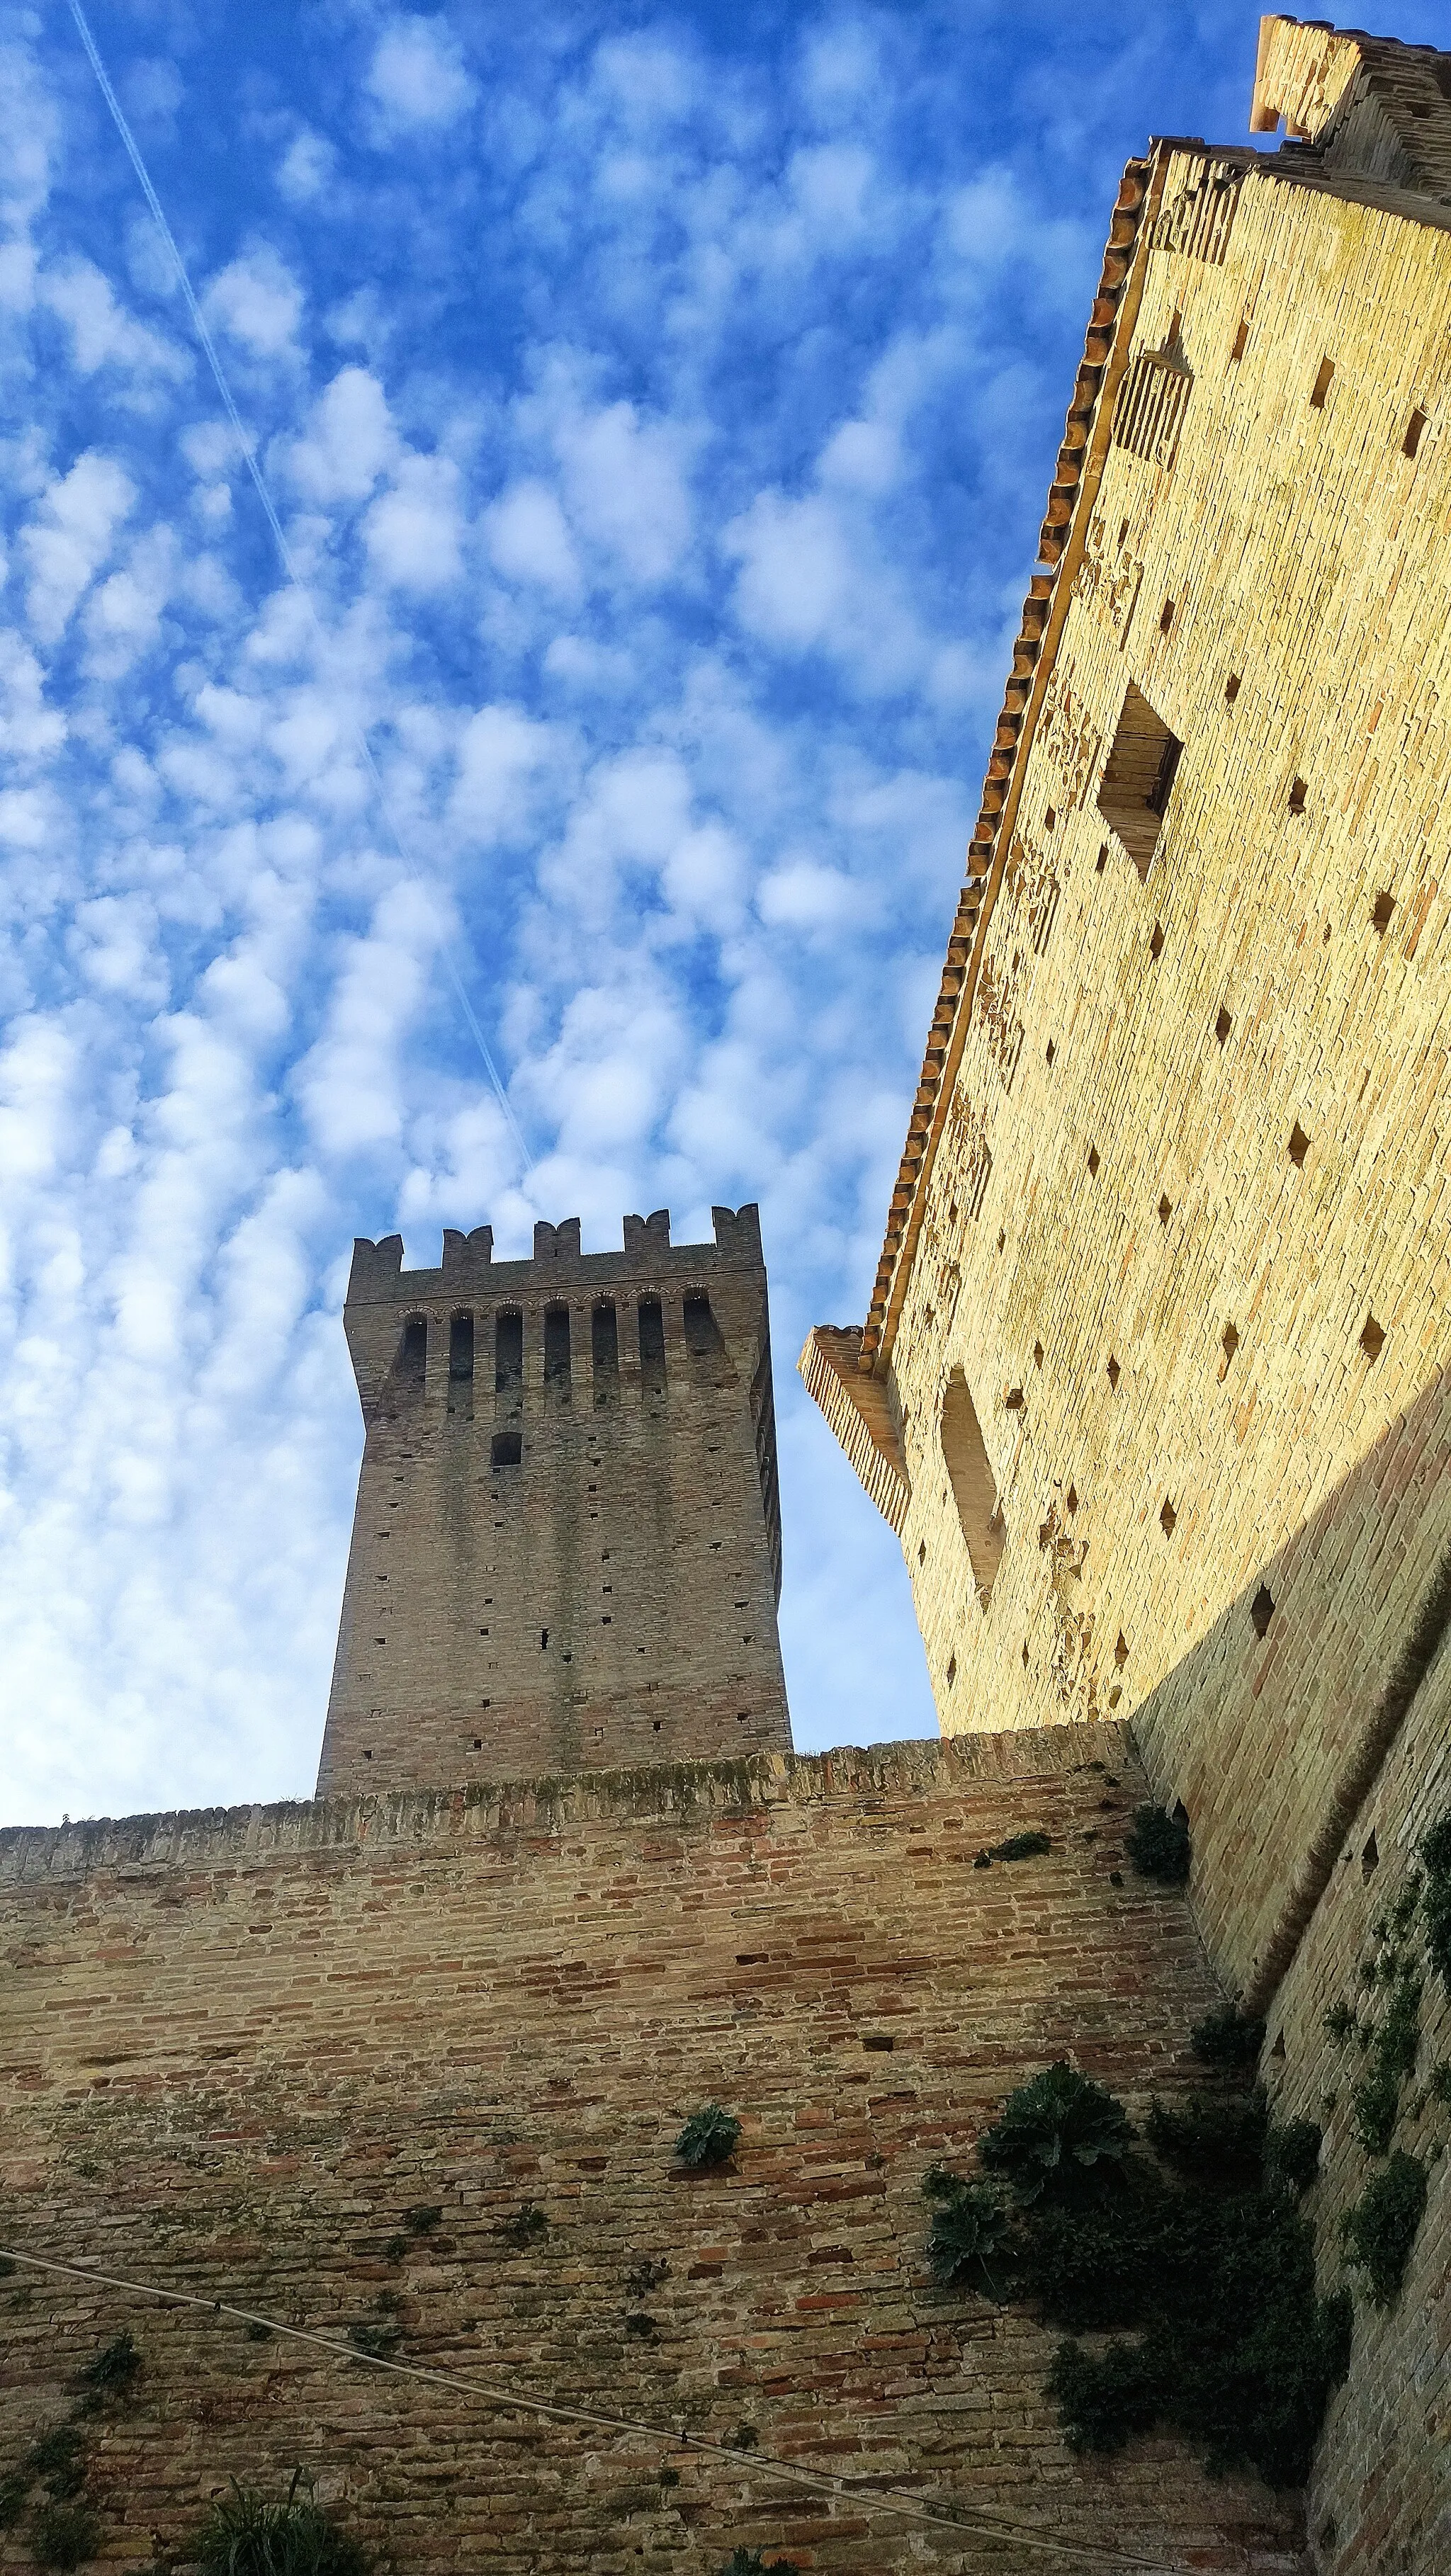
[
  {"left": 1124, "top": 1803, "right": 1190, "bottom": 1885},
  {"left": 1319, "top": 1810, "right": 1451, "bottom": 2218},
  {"left": 922, "top": 2061, "right": 1352, "bottom": 2485},
  {"left": 0, "top": 2332, "right": 143, "bottom": 2569},
  {"left": 1340, "top": 2152, "right": 1428, "bottom": 2305},
  {"left": 190, "top": 2473, "right": 371, "bottom": 2576},
  {"left": 715, "top": 2552, "right": 803, "bottom": 2576},
  {"left": 674, "top": 2104, "right": 742, "bottom": 2167}
]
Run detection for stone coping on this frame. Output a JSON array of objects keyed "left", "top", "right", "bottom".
[{"left": 0, "top": 1721, "right": 1134, "bottom": 1881}]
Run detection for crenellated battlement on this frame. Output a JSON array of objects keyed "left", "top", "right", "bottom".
[{"left": 347, "top": 1203, "right": 764, "bottom": 1306}]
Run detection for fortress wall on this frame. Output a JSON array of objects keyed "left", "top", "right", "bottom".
[
  {"left": 877, "top": 152, "right": 1451, "bottom": 1997},
  {"left": 1262, "top": 1630, "right": 1451, "bottom": 2576},
  {"left": 0, "top": 1730, "right": 1307, "bottom": 2576}
]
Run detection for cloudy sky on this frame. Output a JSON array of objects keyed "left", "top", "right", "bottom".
[{"left": 4, "top": 0, "right": 1432, "bottom": 1827}]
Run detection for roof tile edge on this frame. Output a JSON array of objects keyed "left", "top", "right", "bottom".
[{"left": 854, "top": 143, "right": 1164, "bottom": 1376}]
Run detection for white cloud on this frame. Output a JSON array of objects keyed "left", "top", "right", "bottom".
[
  {"left": 363, "top": 451, "right": 464, "bottom": 591},
  {"left": 0, "top": 634, "right": 65, "bottom": 761},
  {"left": 82, "top": 527, "right": 176, "bottom": 680},
  {"left": 758, "top": 857, "right": 862, "bottom": 933},
  {"left": 276, "top": 127, "right": 337, "bottom": 205},
  {"left": 68, "top": 895, "right": 168, "bottom": 1005},
  {"left": 485, "top": 480, "right": 582, "bottom": 596},
  {"left": 366, "top": 17, "right": 476, "bottom": 135},
  {"left": 555, "top": 401, "right": 694, "bottom": 584},
  {"left": 203, "top": 246, "right": 305, "bottom": 358},
  {"left": 41, "top": 259, "right": 186, "bottom": 380},
  {"left": 293, "top": 880, "right": 438, "bottom": 1156},
  {"left": 450, "top": 703, "right": 562, "bottom": 844},
  {"left": 723, "top": 486, "right": 927, "bottom": 691},
  {"left": 288, "top": 367, "right": 396, "bottom": 504},
  {"left": 21, "top": 450, "right": 136, "bottom": 643}
]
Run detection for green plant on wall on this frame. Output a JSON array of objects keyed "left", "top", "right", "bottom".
[
  {"left": 1125, "top": 1805, "right": 1190, "bottom": 1884},
  {"left": 674, "top": 2105, "right": 742, "bottom": 2169},
  {"left": 0, "top": 2332, "right": 146, "bottom": 2569},
  {"left": 921, "top": 2062, "right": 1351, "bottom": 2486},
  {"left": 714, "top": 2553, "right": 802, "bottom": 2576},
  {"left": 1350, "top": 1975, "right": 1421, "bottom": 2155},
  {"left": 1340, "top": 2153, "right": 1428, "bottom": 2307},
  {"left": 1421, "top": 1816, "right": 1451, "bottom": 1986},
  {"left": 28, "top": 2502, "right": 101, "bottom": 2572},
  {"left": 977, "top": 2062, "right": 1133, "bottom": 2203},
  {"left": 1189, "top": 2008, "right": 1265, "bottom": 2069},
  {"left": 922, "top": 2173, "right": 1013, "bottom": 2296},
  {"left": 193, "top": 2473, "right": 370, "bottom": 2576}
]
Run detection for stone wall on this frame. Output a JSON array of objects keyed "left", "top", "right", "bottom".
[
  {"left": 0, "top": 1730, "right": 1308, "bottom": 2576},
  {"left": 1264, "top": 1623, "right": 1451, "bottom": 2576},
  {"left": 320, "top": 1205, "right": 789, "bottom": 1799},
  {"left": 832, "top": 141, "right": 1451, "bottom": 2007}
]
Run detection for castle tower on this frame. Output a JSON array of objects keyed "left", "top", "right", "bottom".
[{"left": 317, "top": 1205, "right": 790, "bottom": 1794}]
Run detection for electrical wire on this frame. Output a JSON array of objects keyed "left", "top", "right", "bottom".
[
  {"left": 64, "top": 0, "right": 533, "bottom": 1175},
  {"left": 3, "top": 2245, "right": 1191, "bottom": 2574}
]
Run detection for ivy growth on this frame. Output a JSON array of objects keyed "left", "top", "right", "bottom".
[
  {"left": 1340, "top": 2153, "right": 1428, "bottom": 2307},
  {"left": 1350, "top": 1976, "right": 1421, "bottom": 2155},
  {"left": 1190, "top": 2007, "right": 1265, "bottom": 2068},
  {"left": 973, "top": 1830, "right": 1052, "bottom": 1868},
  {"left": 493, "top": 2201, "right": 549, "bottom": 2249},
  {"left": 674, "top": 2105, "right": 742, "bottom": 2169},
  {"left": 1125, "top": 1805, "right": 1190, "bottom": 1884},
  {"left": 29, "top": 2502, "right": 101, "bottom": 2571},
  {"left": 921, "top": 2062, "right": 1350, "bottom": 2486},
  {"left": 1421, "top": 1815, "right": 1451, "bottom": 1987},
  {"left": 715, "top": 2554, "right": 802, "bottom": 2576},
  {"left": 2, "top": 2332, "right": 145, "bottom": 2567}
]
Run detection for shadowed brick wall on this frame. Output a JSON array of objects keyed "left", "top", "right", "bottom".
[{"left": 0, "top": 1730, "right": 1307, "bottom": 2576}]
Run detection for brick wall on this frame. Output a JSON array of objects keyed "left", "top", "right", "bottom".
[
  {"left": 834, "top": 147, "right": 1451, "bottom": 2005},
  {"left": 0, "top": 1730, "right": 1308, "bottom": 2575},
  {"left": 320, "top": 1205, "right": 790, "bottom": 1798},
  {"left": 1262, "top": 1625, "right": 1451, "bottom": 2576}
]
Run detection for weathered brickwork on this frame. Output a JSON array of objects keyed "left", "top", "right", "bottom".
[
  {"left": 1265, "top": 1628, "right": 1451, "bottom": 2576},
  {"left": 801, "top": 25, "right": 1451, "bottom": 2571},
  {"left": 0, "top": 1732, "right": 1307, "bottom": 2575},
  {"left": 320, "top": 1205, "right": 789, "bottom": 1797},
  {"left": 808, "top": 106, "right": 1451, "bottom": 2002}
]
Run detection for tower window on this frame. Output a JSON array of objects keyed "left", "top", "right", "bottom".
[
  {"left": 544, "top": 1304, "right": 572, "bottom": 1391},
  {"left": 940, "top": 1368, "right": 1005, "bottom": 1601},
  {"left": 592, "top": 1300, "right": 619, "bottom": 1402},
  {"left": 684, "top": 1291, "right": 725, "bottom": 1357},
  {"left": 495, "top": 1310, "right": 524, "bottom": 1394},
  {"left": 448, "top": 1312, "right": 474, "bottom": 1415},
  {"left": 1097, "top": 683, "right": 1182, "bottom": 880},
  {"left": 490, "top": 1431, "right": 522, "bottom": 1468},
  {"left": 396, "top": 1315, "right": 427, "bottom": 1388},
  {"left": 638, "top": 1297, "right": 667, "bottom": 1392}
]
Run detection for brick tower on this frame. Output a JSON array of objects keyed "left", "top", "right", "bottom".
[{"left": 316, "top": 1205, "right": 791, "bottom": 1794}]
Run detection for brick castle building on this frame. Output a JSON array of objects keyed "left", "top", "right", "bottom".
[{"left": 2, "top": 21, "right": 1449, "bottom": 2575}]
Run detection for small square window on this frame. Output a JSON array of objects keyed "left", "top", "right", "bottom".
[{"left": 490, "top": 1431, "right": 523, "bottom": 1467}]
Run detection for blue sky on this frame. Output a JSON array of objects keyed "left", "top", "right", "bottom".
[{"left": 4, "top": 1, "right": 1437, "bottom": 1825}]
